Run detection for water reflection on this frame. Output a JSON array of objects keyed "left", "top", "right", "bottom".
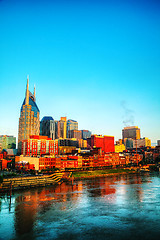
[{"left": 0, "top": 173, "right": 160, "bottom": 240}]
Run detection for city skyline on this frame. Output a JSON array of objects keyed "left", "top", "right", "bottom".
[{"left": 0, "top": 0, "right": 160, "bottom": 143}]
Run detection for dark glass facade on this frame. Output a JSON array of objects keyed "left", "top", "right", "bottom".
[
  {"left": 81, "top": 130, "right": 91, "bottom": 140},
  {"left": 40, "top": 116, "right": 55, "bottom": 140}
]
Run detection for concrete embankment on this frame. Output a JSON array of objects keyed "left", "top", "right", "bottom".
[{"left": 0, "top": 172, "right": 63, "bottom": 192}]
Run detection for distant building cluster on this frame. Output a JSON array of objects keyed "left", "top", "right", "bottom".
[
  {"left": 17, "top": 77, "right": 93, "bottom": 155},
  {"left": 0, "top": 77, "right": 160, "bottom": 171}
]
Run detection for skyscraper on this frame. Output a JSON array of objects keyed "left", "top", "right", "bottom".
[
  {"left": 57, "top": 117, "right": 67, "bottom": 139},
  {"left": 67, "top": 119, "right": 78, "bottom": 137},
  {"left": 40, "top": 116, "right": 55, "bottom": 140},
  {"left": 122, "top": 126, "right": 141, "bottom": 140},
  {"left": 18, "top": 77, "right": 40, "bottom": 153}
]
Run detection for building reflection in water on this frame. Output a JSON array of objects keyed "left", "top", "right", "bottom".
[
  {"left": 14, "top": 181, "right": 83, "bottom": 237},
  {"left": 13, "top": 173, "right": 152, "bottom": 238}
]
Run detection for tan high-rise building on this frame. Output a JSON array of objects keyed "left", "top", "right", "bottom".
[
  {"left": 57, "top": 117, "right": 67, "bottom": 139},
  {"left": 18, "top": 77, "right": 40, "bottom": 153},
  {"left": 122, "top": 126, "right": 140, "bottom": 140}
]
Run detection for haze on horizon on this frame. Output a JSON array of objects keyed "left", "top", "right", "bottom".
[{"left": 0, "top": 0, "right": 160, "bottom": 144}]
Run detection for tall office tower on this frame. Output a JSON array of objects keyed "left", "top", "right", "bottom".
[
  {"left": 0, "top": 135, "right": 16, "bottom": 149},
  {"left": 157, "top": 140, "right": 160, "bottom": 146},
  {"left": 18, "top": 77, "right": 40, "bottom": 153},
  {"left": 54, "top": 120, "right": 58, "bottom": 139},
  {"left": 40, "top": 116, "right": 55, "bottom": 140},
  {"left": 67, "top": 119, "right": 78, "bottom": 137},
  {"left": 57, "top": 117, "right": 67, "bottom": 139},
  {"left": 122, "top": 126, "right": 141, "bottom": 140}
]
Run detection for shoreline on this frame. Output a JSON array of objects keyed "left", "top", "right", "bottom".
[
  {"left": 0, "top": 168, "right": 151, "bottom": 192},
  {"left": 0, "top": 172, "right": 63, "bottom": 193},
  {"left": 71, "top": 169, "right": 139, "bottom": 181}
]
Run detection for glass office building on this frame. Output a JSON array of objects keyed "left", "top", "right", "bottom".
[
  {"left": 67, "top": 119, "right": 78, "bottom": 137},
  {"left": 40, "top": 116, "right": 55, "bottom": 140}
]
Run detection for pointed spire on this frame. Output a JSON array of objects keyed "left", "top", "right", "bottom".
[
  {"left": 34, "top": 84, "right": 36, "bottom": 100},
  {"left": 25, "top": 76, "right": 29, "bottom": 105}
]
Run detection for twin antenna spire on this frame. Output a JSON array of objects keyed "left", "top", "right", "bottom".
[{"left": 25, "top": 76, "right": 36, "bottom": 105}]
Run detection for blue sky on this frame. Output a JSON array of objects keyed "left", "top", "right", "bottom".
[{"left": 0, "top": 0, "right": 160, "bottom": 144}]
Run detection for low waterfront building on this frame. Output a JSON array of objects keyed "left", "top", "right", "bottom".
[{"left": 15, "top": 156, "right": 40, "bottom": 171}]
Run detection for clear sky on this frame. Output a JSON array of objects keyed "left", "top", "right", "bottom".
[{"left": 0, "top": 0, "right": 160, "bottom": 144}]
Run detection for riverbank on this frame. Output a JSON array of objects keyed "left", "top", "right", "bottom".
[
  {"left": 0, "top": 172, "right": 64, "bottom": 193},
  {"left": 72, "top": 168, "right": 138, "bottom": 180}
]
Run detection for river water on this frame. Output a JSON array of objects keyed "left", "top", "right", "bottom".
[{"left": 0, "top": 172, "right": 160, "bottom": 240}]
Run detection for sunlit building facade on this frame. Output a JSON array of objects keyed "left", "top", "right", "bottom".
[
  {"left": 57, "top": 117, "right": 67, "bottom": 139},
  {"left": 133, "top": 137, "right": 151, "bottom": 148},
  {"left": 67, "top": 119, "right": 78, "bottom": 137},
  {"left": 21, "top": 135, "right": 58, "bottom": 157},
  {"left": 87, "top": 135, "right": 115, "bottom": 154},
  {"left": 68, "top": 130, "right": 82, "bottom": 140},
  {"left": 122, "top": 126, "right": 140, "bottom": 140},
  {"left": 18, "top": 77, "right": 40, "bottom": 153}
]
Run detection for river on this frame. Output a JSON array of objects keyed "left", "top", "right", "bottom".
[{"left": 0, "top": 172, "right": 160, "bottom": 240}]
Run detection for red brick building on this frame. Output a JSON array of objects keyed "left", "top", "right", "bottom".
[
  {"left": 87, "top": 135, "right": 115, "bottom": 154},
  {"left": 22, "top": 135, "right": 58, "bottom": 157}
]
